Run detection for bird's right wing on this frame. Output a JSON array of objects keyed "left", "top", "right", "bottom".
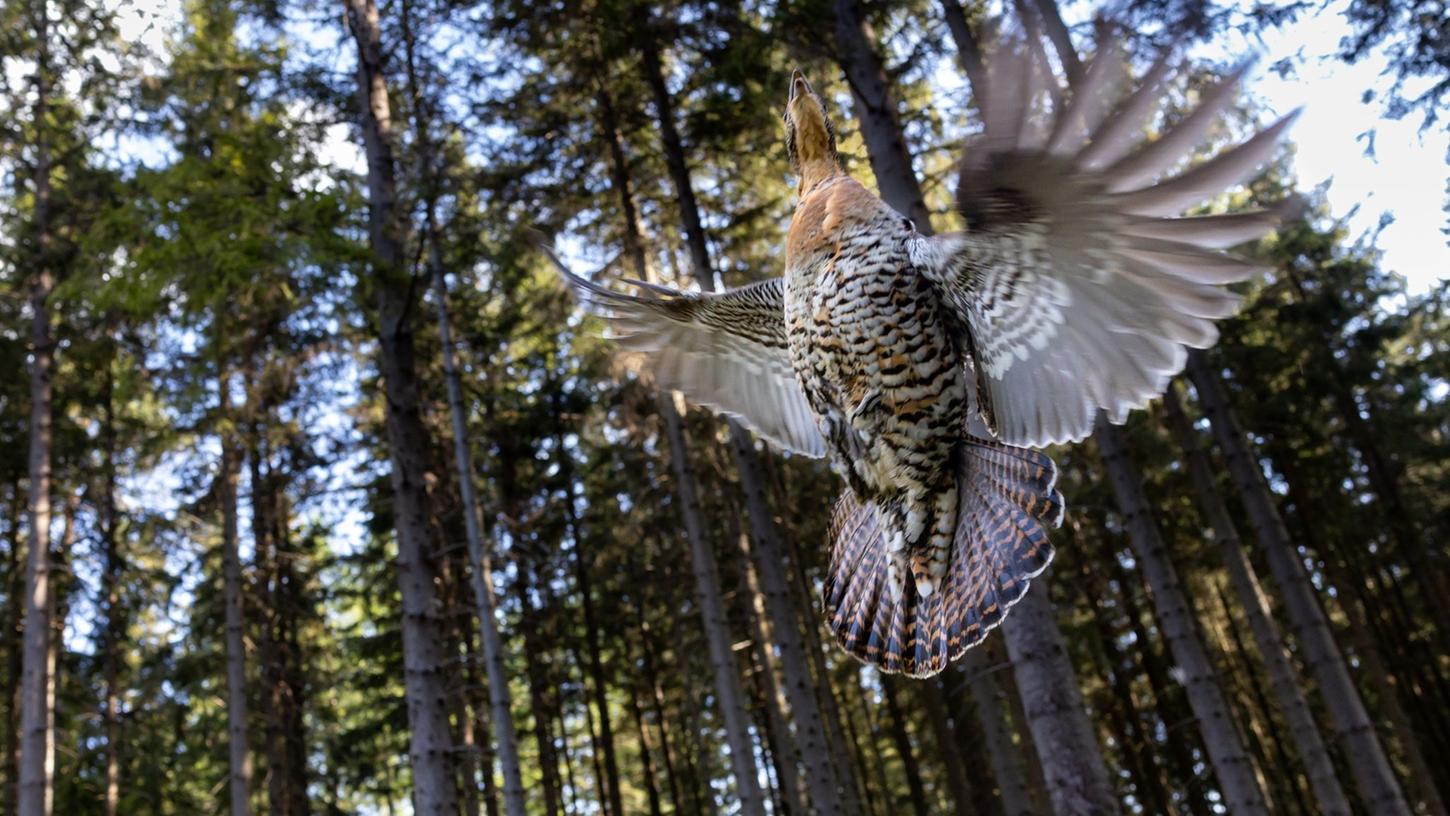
[
  {"left": 919, "top": 41, "right": 1297, "bottom": 448},
  {"left": 544, "top": 248, "right": 827, "bottom": 458}
]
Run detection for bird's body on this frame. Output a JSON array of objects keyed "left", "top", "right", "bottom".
[
  {"left": 548, "top": 36, "right": 1297, "bottom": 677},
  {"left": 785, "top": 174, "right": 969, "bottom": 599}
]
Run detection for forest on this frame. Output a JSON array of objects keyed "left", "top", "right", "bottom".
[{"left": 0, "top": 0, "right": 1447, "bottom": 813}]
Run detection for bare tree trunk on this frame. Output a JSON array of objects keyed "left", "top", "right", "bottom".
[
  {"left": 340, "top": 1, "right": 459, "bottom": 810},
  {"left": 1161, "top": 387, "right": 1352, "bottom": 816},
  {"left": 1094, "top": 417, "right": 1270, "bottom": 815},
  {"left": 42, "top": 495, "right": 72, "bottom": 816},
  {"left": 219, "top": 388, "right": 252, "bottom": 816},
  {"left": 594, "top": 69, "right": 764, "bottom": 814},
  {"left": 937, "top": 0, "right": 988, "bottom": 104},
  {"left": 1001, "top": 591, "right": 1119, "bottom": 816},
  {"left": 100, "top": 362, "right": 122, "bottom": 816},
  {"left": 880, "top": 678, "right": 932, "bottom": 816},
  {"left": 18, "top": 5, "right": 54, "bottom": 811},
  {"left": 830, "top": 0, "right": 932, "bottom": 229},
  {"left": 516, "top": 567, "right": 562, "bottom": 816},
  {"left": 635, "top": 15, "right": 853, "bottom": 813},
  {"left": 1185, "top": 353, "right": 1412, "bottom": 815},
  {"left": 916, "top": 681, "right": 977, "bottom": 811}
]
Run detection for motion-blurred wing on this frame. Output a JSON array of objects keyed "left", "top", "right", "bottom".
[
  {"left": 545, "top": 248, "right": 826, "bottom": 457},
  {"left": 923, "top": 41, "right": 1297, "bottom": 447}
]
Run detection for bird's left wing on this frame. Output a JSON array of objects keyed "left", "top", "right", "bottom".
[{"left": 544, "top": 248, "right": 826, "bottom": 458}]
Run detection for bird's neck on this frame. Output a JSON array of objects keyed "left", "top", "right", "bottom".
[{"left": 798, "top": 157, "right": 844, "bottom": 196}]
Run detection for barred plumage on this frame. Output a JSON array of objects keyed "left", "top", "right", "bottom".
[{"left": 546, "top": 36, "right": 1295, "bottom": 678}]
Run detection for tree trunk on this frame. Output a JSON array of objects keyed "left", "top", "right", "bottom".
[
  {"left": 220, "top": 395, "right": 252, "bottom": 816},
  {"left": 880, "top": 678, "right": 932, "bottom": 816},
  {"left": 18, "top": 5, "right": 54, "bottom": 811},
  {"left": 341, "top": 1, "right": 459, "bottom": 810},
  {"left": 516, "top": 567, "right": 563, "bottom": 816},
  {"left": 1161, "top": 387, "right": 1352, "bottom": 815},
  {"left": 1094, "top": 417, "right": 1271, "bottom": 815},
  {"left": 830, "top": 0, "right": 932, "bottom": 229},
  {"left": 1185, "top": 352, "right": 1412, "bottom": 815},
  {"left": 1000, "top": 590, "right": 1119, "bottom": 816},
  {"left": 100, "top": 362, "right": 122, "bottom": 816},
  {"left": 915, "top": 680, "right": 977, "bottom": 812},
  {"left": 937, "top": 0, "right": 988, "bottom": 105},
  {"left": 636, "top": 16, "right": 853, "bottom": 813}
]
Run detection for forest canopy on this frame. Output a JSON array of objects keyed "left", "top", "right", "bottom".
[{"left": 0, "top": 0, "right": 1447, "bottom": 814}]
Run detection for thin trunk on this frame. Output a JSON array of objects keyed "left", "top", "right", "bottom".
[
  {"left": 1000, "top": 590, "right": 1119, "bottom": 816},
  {"left": 517, "top": 568, "right": 563, "bottom": 816},
  {"left": 880, "top": 678, "right": 931, "bottom": 816},
  {"left": 568, "top": 519, "right": 623, "bottom": 816},
  {"left": 596, "top": 69, "right": 764, "bottom": 815},
  {"left": 1161, "top": 387, "right": 1352, "bottom": 816},
  {"left": 1094, "top": 417, "right": 1270, "bottom": 815},
  {"left": 220, "top": 391, "right": 252, "bottom": 816},
  {"left": 957, "top": 648, "right": 1037, "bottom": 816},
  {"left": 635, "top": 602, "right": 684, "bottom": 816},
  {"left": 1029, "top": 0, "right": 1084, "bottom": 84},
  {"left": 100, "top": 361, "right": 122, "bottom": 816},
  {"left": 6, "top": 487, "right": 23, "bottom": 816},
  {"left": 42, "top": 495, "right": 71, "bottom": 816},
  {"left": 341, "top": 0, "right": 459, "bottom": 810},
  {"left": 637, "top": 16, "right": 846, "bottom": 813},
  {"left": 627, "top": 669, "right": 665, "bottom": 816},
  {"left": 19, "top": 4, "right": 54, "bottom": 811},
  {"left": 830, "top": 0, "right": 932, "bottom": 229},
  {"left": 938, "top": 0, "right": 989, "bottom": 104},
  {"left": 1186, "top": 352, "right": 1411, "bottom": 814},
  {"left": 251, "top": 432, "right": 285, "bottom": 816}
]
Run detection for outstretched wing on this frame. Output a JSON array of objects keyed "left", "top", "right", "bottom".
[
  {"left": 921, "top": 41, "right": 1297, "bottom": 447},
  {"left": 544, "top": 248, "right": 826, "bottom": 457}
]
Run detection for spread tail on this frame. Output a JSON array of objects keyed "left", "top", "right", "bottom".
[{"left": 823, "top": 437, "right": 1063, "bottom": 677}]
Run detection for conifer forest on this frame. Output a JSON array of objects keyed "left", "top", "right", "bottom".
[{"left": 1, "top": 0, "right": 1448, "bottom": 812}]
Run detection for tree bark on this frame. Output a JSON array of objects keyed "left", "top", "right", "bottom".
[
  {"left": 1161, "top": 387, "right": 1352, "bottom": 816},
  {"left": 937, "top": 0, "right": 989, "bottom": 105},
  {"left": 1094, "top": 417, "right": 1271, "bottom": 815},
  {"left": 1000, "top": 590, "right": 1119, "bottom": 816},
  {"left": 341, "top": 1, "right": 459, "bottom": 810},
  {"left": 100, "top": 361, "right": 122, "bottom": 816},
  {"left": 19, "top": 3, "right": 54, "bottom": 810},
  {"left": 830, "top": 0, "right": 932, "bottom": 229},
  {"left": 1185, "top": 352, "right": 1412, "bottom": 815},
  {"left": 219, "top": 387, "right": 252, "bottom": 816}
]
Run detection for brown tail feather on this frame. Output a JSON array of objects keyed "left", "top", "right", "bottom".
[{"left": 823, "top": 437, "right": 1062, "bottom": 678}]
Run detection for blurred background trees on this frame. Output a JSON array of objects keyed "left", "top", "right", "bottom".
[{"left": 0, "top": 0, "right": 1445, "bottom": 813}]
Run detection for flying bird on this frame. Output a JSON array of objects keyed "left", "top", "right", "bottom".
[{"left": 546, "top": 36, "right": 1297, "bottom": 678}]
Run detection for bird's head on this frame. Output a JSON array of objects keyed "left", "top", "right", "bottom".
[{"left": 783, "top": 70, "right": 840, "bottom": 191}]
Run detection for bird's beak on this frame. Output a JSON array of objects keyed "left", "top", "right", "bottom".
[{"left": 789, "top": 68, "right": 811, "bottom": 103}]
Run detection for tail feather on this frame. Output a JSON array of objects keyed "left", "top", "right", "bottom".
[{"left": 823, "top": 438, "right": 1062, "bottom": 678}]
